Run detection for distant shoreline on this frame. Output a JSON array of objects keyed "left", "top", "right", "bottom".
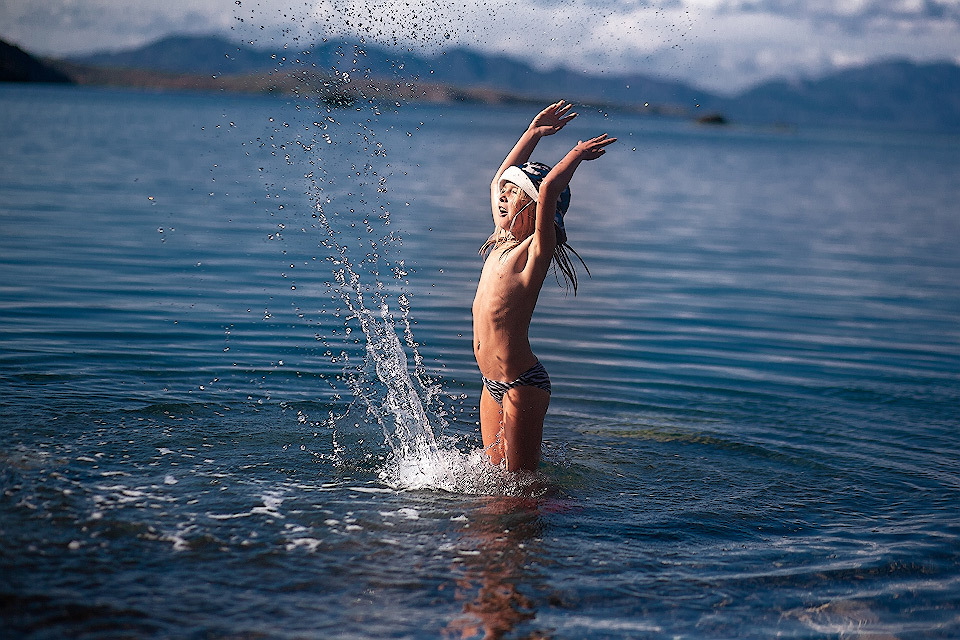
[
  {"left": 42, "top": 60, "right": 700, "bottom": 119},
  {"left": 2, "top": 36, "right": 708, "bottom": 118},
  {"left": 5, "top": 34, "right": 960, "bottom": 131}
]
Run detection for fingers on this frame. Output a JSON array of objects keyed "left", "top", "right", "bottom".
[
  {"left": 579, "top": 134, "right": 617, "bottom": 149},
  {"left": 553, "top": 100, "right": 574, "bottom": 115},
  {"left": 538, "top": 103, "right": 619, "bottom": 152},
  {"left": 547, "top": 100, "right": 577, "bottom": 122},
  {"left": 533, "top": 100, "right": 579, "bottom": 133},
  {"left": 553, "top": 100, "right": 577, "bottom": 131},
  {"left": 588, "top": 133, "right": 617, "bottom": 145},
  {"left": 541, "top": 100, "right": 570, "bottom": 117},
  {"left": 577, "top": 133, "right": 617, "bottom": 158}
]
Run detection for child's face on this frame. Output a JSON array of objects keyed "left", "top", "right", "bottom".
[{"left": 497, "top": 182, "right": 534, "bottom": 236}]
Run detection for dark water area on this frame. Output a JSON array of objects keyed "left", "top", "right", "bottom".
[{"left": 2, "top": 84, "right": 959, "bottom": 638}]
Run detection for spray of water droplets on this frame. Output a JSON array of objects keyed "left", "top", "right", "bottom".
[{"left": 229, "top": 2, "right": 549, "bottom": 494}]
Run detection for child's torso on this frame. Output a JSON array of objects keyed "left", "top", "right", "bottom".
[{"left": 472, "top": 238, "right": 545, "bottom": 381}]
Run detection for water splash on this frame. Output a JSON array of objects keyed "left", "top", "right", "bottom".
[
  {"left": 324, "top": 215, "right": 542, "bottom": 495},
  {"left": 233, "top": 3, "right": 555, "bottom": 494},
  {"left": 302, "top": 148, "right": 473, "bottom": 490},
  {"left": 338, "top": 281, "right": 452, "bottom": 487}
]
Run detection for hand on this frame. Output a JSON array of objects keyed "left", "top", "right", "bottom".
[
  {"left": 574, "top": 133, "right": 617, "bottom": 160},
  {"left": 529, "top": 100, "right": 577, "bottom": 136}
]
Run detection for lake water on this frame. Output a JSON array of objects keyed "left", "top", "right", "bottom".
[{"left": 2, "top": 83, "right": 959, "bottom": 638}]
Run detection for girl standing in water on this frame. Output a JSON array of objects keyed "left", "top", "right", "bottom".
[{"left": 473, "top": 100, "right": 616, "bottom": 471}]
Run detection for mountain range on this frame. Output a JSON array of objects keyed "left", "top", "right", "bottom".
[
  {"left": 1, "top": 39, "right": 71, "bottom": 83},
  {"left": 68, "top": 35, "right": 708, "bottom": 110},
  {"left": 4, "top": 34, "right": 959, "bottom": 131}
]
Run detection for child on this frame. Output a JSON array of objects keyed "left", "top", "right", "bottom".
[{"left": 473, "top": 100, "right": 616, "bottom": 472}]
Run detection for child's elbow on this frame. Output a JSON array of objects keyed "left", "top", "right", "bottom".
[{"left": 538, "top": 177, "right": 563, "bottom": 202}]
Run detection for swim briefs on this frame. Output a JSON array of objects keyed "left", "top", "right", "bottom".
[{"left": 482, "top": 361, "right": 551, "bottom": 405}]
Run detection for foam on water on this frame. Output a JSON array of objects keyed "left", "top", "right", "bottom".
[{"left": 379, "top": 441, "right": 549, "bottom": 495}]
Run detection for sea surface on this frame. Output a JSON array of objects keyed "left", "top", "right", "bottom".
[{"left": 2, "top": 83, "right": 959, "bottom": 639}]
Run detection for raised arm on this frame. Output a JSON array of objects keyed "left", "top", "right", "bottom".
[
  {"left": 531, "top": 133, "right": 617, "bottom": 252},
  {"left": 490, "top": 101, "right": 577, "bottom": 213},
  {"left": 539, "top": 134, "right": 616, "bottom": 203}
]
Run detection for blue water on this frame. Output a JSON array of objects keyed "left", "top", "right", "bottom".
[{"left": 2, "top": 83, "right": 959, "bottom": 638}]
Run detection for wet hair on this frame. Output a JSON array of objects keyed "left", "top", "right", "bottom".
[{"left": 479, "top": 190, "right": 589, "bottom": 294}]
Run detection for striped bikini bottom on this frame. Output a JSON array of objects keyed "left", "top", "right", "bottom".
[{"left": 482, "top": 361, "right": 551, "bottom": 405}]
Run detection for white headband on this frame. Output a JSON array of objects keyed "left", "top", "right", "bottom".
[{"left": 499, "top": 165, "right": 540, "bottom": 202}]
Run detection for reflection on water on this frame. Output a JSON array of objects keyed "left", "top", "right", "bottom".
[
  {"left": 782, "top": 600, "right": 900, "bottom": 640},
  {"left": 447, "top": 496, "right": 551, "bottom": 639}
]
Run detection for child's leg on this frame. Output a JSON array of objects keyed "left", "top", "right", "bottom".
[
  {"left": 480, "top": 385, "right": 506, "bottom": 466},
  {"left": 499, "top": 387, "right": 549, "bottom": 472}
]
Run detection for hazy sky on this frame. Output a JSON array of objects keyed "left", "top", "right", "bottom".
[{"left": 2, "top": 0, "right": 959, "bottom": 92}]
